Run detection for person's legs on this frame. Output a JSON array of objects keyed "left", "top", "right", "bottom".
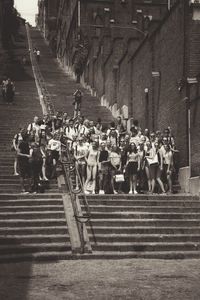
[
  {"left": 91, "top": 165, "right": 97, "bottom": 194},
  {"left": 14, "top": 155, "right": 19, "bottom": 175},
  {"left": 132, "top": 174, "right": 138, "bottom": 194},
  {"left": 167, "top": 169, "right": 173, "bottom": 193},
  {"left": 19, "top": 176, "right": 25, "bottom": 192},
  {"left": 129, "top": 175, "right": 133, "bottom": 194},
  {"left": 149, "top": 165, "right": 156, "bottom": 193},
  {"left": 85, "top": 165, "right": 92, "bottom": 192},
  {"left": 41, "top": 158, "right": 48, "bottom": 180},
  {"left": 99, "top": 170, "right": 104, "bottom": 193},
  {"left": 110, "top": 169, "right": 117, "bottom": 194},
  {"left": 145, "top": 166, "right": 151, "bottom": 193},
  {"left": 156, "top": 168, "right": 166, "bottom": 193}
]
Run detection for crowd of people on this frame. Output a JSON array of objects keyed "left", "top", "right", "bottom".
[{"left": 12, "top": 97, "right": 179, "bottom": 195}]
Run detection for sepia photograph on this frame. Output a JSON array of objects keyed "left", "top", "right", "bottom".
[{"left": 0, "top": 0, "right": 200, "bottom": 299}]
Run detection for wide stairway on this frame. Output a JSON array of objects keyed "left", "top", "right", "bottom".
[
  {"left": 79, "top": 194, "right": 200, "bottom": 259},
  {"left": 1, "top": 23, "right": 200, "bottom": 261}
]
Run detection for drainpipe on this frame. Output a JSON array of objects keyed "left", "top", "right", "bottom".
[
  {"left": 78, "top": 0, "right": 81, "bottom": 28},
  {"left": 168, "top": 0, "right": 171, "bottom": 11}
]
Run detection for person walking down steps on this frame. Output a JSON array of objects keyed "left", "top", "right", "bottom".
[{"left": 73, "top": 89, "right": 82, "bottom": 118}]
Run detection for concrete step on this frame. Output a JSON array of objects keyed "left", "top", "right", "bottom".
[
  {"left": 88, "top": 234, "right": 200, "bottom": 243},
  {"left": 0, "top": 189, "right": 59, "bottom": 194},
  {"left": 92, "top": 242, "right": 200, "bottom": 252},
  {"left": 87, "top": 226, "right": 200, "bottom": 235},
  {"left": 0, "top": 251, "right": 75, "bottom": 262},
  {"left": 0, "top": 219, "right": 67, "bottom": 227},
  {"left": 0, "top": 211, "right": 65, "bottom": 219},
  {"left": 85, "top": 211, "right": 200, "bottom": 219},
  {"left": 81, "top": 199, "right": 200, "bottom": 207},
  {"left": 88, "top": 218, "right": 200, "bottom": 227},
  {"left": 0, "top": 235, "right": 70, "bottom": 244},
  {"left": 0, "top": 226, "right": 68, "bottom": 235},
  {"left": 79, "top": 194, "right": 199, "bottom": 201},
  {"left": 0, "top": 199, "right": 63, "bottom": 206},
  {"left": 0, "top": 193, "right": 62, "bottom": 199},
  {"left": 82, "top": 205, "right": 200, "bottom": 213},
  {"left": 75, "top": 251, "right": 200, "bottom": 259},
  {"left": 0, "top": 205, "right": 64, "bottom": 212},
  {"left": 0, "top": 242, "right": 71, "bottom": 255}
]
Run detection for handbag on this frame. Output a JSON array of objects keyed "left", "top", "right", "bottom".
[
  {"left": 115, "top": 174, "right": 125, "bottom": 183},
  {"left": 146, "top": 154, "right": 159, "bottom": 166}
]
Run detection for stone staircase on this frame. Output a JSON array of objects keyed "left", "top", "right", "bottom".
[
  {"left": 0, "top": 193, "right": 71, "bottom": 262},
  {"left": 1, "top": 22, "right": 200, "bottom": 261},
  {"left": 0, "top": 25, "right": 71, "bottom": 262},
  {"left": 29, "top": 28, "right": 113, "bottom": 123},
  {"left": 79, "top": 194, "right": 200, "bottom": 259}
]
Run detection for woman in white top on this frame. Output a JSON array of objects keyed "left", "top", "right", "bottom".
[
  {"left": 74, "top": 137, "right": 88, "bottom": 189},
  {"left": 85, "top": 141, "right": 99, "bottom": 194},
  {"left": 162, "top": 143, "right": 173, "bottom": 193},
  {"left": 12, "top": 127, "right": 24, "bottom": 175}
]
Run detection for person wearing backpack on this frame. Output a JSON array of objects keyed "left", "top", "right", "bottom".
[
  {"left": 29, "top": 142, "right": 44, "bottom": 193},
  {"left": 27, "top": 116, "right": 40, "bottom": 143}
]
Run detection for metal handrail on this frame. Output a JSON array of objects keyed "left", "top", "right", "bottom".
[
  {"left": 60, "top": 141, "right": 96, "bottom": 252},
  {"left": 60, "top": 142, "right": 91, "bottom": 223},
  {"left": 26, "top": 24, "right": 56, "bottom": 117}
]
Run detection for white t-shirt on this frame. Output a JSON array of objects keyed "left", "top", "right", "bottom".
[
  {"left": 65, "top": 126, "right": 77, "bottom": 141},
  {"left": 48, "top": 139, "right": 61, "bottom": 152},
  {"left": 27, "top": 122, "right": 40, "bottom": 136}
]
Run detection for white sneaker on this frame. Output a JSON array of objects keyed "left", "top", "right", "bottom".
[
  {"left": 129, "top": 190, "right": 133, "bottom": 194},
  {"left": 99, "top": 190, "right": 105, "bottom": 195},
  {"left": 84, "top": 190, "right": 90, "bottom": 195},
  {"left": 134, "top": 190, "right": 138, "bottom": 194}
]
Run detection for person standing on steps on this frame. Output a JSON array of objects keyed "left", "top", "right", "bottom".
[
  {"left": 17, "top": 133, "right": 31, "bottom": 194},
  {"left": 5, "top": 78, "right": 15, "bottom": 104},
  {"left": 126, "top": 142, "right": 140, "bottom": 195},
  {"left": 36, "top": 49, "right": 40, "bottom": 63},
  {"left": 29, "top": 142, "right": 44, "bottom": 193},
  {"left": 73, "top": 89, "right": 82, "bottom": 118},
  {"left": 27, "top": 116, "right": 40, "bottom": 143},
  {"left": 12, "top": 127, "right": 24, "bottom": 176},
  {"left": 84, "top": 141, "right": 99, "bottom": 194},
  {"left": 1, "top": 76, "right": 8, "bottom": 102}
]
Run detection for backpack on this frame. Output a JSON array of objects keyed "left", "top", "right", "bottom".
[{"left": 32, "top": 148, "right": 43, "bottom": 163}]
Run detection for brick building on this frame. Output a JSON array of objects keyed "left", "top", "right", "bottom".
[
  {"left": 37, "top": 0, "right": 60, "bottom": 55},
  {"left": 40, "top": 0, "right": 200, "bottom": 195}
]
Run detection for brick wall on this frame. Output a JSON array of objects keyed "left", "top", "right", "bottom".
[
  {"left": 190, "top": 83, "right": 200, "bottom": 177},
  {"left": 188, "top": 4, "right": 200, "bottom": 177},
  {"left": 129, "top": 1, "right": 190, "bottom": 167},
  {"left": 55, "top": 0, "right": 200, "bottom": 172}
]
